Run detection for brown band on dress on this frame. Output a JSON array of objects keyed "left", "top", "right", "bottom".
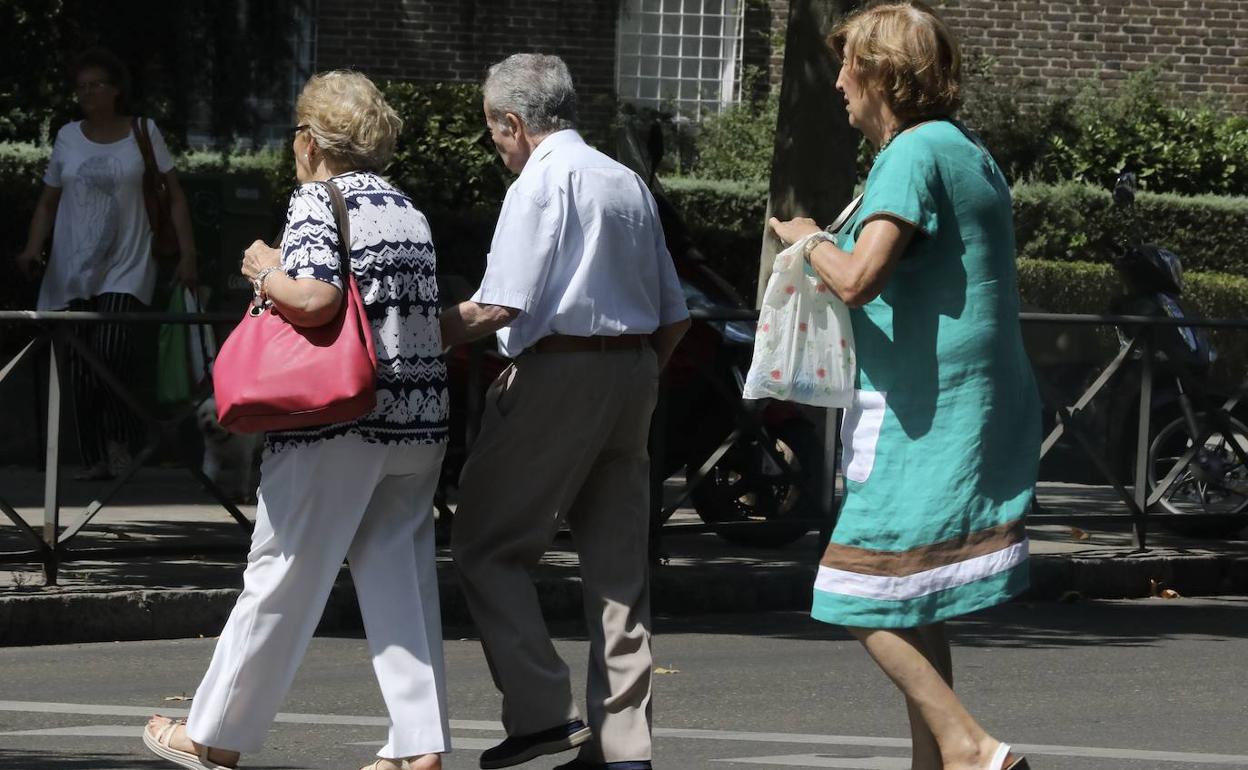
[{"left": 819, "top": 518, "right": 1027, "bottom": 577}]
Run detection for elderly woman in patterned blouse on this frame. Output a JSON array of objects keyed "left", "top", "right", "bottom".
[{"left": 142, "top": 71, "right": 451, "bottom": 770}]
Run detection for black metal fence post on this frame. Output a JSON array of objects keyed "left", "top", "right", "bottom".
[
  {"left": 1133, "top": 329, "right": 1153, "bottom": 551},
  {"left": 818, "top": 407, "right": 840, "bottom": 556},
  {"left": 41, "top": 329, "right": 64, "bottom": 585}
]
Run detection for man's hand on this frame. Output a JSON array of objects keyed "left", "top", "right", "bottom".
[{"left": 440, "top": 301, "right": 521, "bottom": 349}]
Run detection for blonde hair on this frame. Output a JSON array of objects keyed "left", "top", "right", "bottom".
[
  {"left": 828, "top": 1, "right": 962, "bottom": 121},
  {"left": 296, "top": 70, "right": 403, "bottom": 171}
]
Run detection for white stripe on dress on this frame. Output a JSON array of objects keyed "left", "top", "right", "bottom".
[{"left": 814, "top": 539, "right": 1029, "bottom": 602}]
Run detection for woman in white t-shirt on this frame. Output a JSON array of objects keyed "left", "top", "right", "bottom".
[{"left": 16, "top": 48, "right": 198, "bottom": 480}]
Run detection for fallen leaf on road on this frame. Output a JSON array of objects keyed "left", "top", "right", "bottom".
[
  {"left": 653, "top": 667, "right": 680, "bottom": 675},
  {"left": 1069, "top": 527, "right": 1090, "bottom": 541},
  {"left": 1160, "top": 588, "right": 1181, "bottom": 599}
]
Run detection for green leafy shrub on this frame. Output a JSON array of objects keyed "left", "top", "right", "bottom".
[
  {"left": 683, "top": 65, "right": 1248, "bottom": 197},
  {"left": 382, "top": 81, "right": 509, "bottom": 211},
  {"left": 685, "top": 91, "right": 778, "bottom": 183},
  {"left": 1042, "top": 69, "right": 1248, "bottom": 195}
]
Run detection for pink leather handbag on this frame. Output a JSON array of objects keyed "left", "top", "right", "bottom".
[{"left": 212, "top": 181, "right": 377, "bottom": 434}]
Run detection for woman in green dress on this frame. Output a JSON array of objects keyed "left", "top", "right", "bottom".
[{"left": 769, "top": 3, "right": 1039, "bottom": 769}]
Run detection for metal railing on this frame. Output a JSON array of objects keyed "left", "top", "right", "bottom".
[
  {"left": 2, "top": 308, "right": 1246, "bottom": 585},
  {"left": 0, "top": 310, "right": 246, "bottom": 584}
]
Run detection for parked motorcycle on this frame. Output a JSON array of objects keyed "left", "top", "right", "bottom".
[{"left": 1104, "top": 170, "right": 1248, "bottom": 537}]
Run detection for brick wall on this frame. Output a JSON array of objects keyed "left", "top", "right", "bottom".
[
  {"left": 763, "top": 0, "right": 1247, "bottom": 110},
  {"left": 934, "top": 0, "right": 1248, "bottom": 107},
  {"left": 315, "top": 0, "right": 620, "bottom": 134}
]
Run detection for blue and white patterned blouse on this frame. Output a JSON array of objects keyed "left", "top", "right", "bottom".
[{"left": 266, "top": 171, "right": 449, "bottom": 452}]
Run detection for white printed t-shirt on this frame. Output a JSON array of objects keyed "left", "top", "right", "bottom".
[{"left": 38, "top": 119, "right": 174, "bottom": 310}]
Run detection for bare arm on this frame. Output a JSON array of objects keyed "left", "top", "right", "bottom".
[
  {"left": 440, "top": 301, "right": 521, "bottom": 349},
  {"left": 241, "top": 240, "right": 342, "bottom": 328},
  {"left": 17, "top": 185, "right": 62, "bottom": 278},
  {"left": 165, "top": 171, "right": 199, "bottom": 288},
  {"left": 651, "top": 317, "right": 691, "bottom": 370},
  {"left": 768, "top": 215, "right": 916, "bottom": 308}
]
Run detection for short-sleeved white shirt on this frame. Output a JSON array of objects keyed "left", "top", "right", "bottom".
[
  {"left": 38, "top": 119, "right": 174, "bottom": 310},
  {"left": 472, "top": 130, "right": 689, "bottom": 357}
]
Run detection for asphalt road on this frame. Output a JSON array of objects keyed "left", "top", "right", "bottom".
[{"left": 1, "top": 598, "right": 1246, "bottom": 770}]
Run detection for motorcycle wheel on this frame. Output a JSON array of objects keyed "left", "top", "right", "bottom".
[
  {"left": 1148, "top": 413, "right": 1248, "bottom": 538},
  {"left": 689, "top": 418, "right": 825, "bottom": 548}
]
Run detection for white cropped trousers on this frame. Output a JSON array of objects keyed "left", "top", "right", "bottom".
[{"left": 186, "top": 434, "right": 450, "bottom": 758}]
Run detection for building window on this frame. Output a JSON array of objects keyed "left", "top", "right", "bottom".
[{"left": 616, "top": 0, "right": 746, "bottom": 120}]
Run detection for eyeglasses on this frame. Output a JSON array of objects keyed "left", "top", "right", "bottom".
[
  {"left": 74, "top": 80, "right": 112, "bottom": 95},
  {"left": 292, "top": 124, "right": 310, "bottom": 135}
]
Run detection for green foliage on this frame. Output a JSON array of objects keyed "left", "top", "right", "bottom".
[
  {"left": 663, "top": 176, "right": 769, "bottom": 232},
  {"left": 686, "top": 90, "right": 779, "bottom": 183},
  {"left": 1043, "top": 68, "right": 1248, "bottom": 195},
  {"left": 0, "top": 0, "right": 71, "bottom": 143},
  {"left": 682, "top": 63, "right": 1248, "bottom": 197},
  {"left": 957, "top": 57, "right": 1080, "bottom": 184},
  {"left": 382, "top": 81, "right": 510, "bottom": 211},
  {"left": 1017, "top": 258, "right": 1248, "bottom": 383},
  {"left": 1012, "top": 182, "right": 1248, "bottom": 275},
  {"left": 0, "top": 0, "right": 307, "bottom": 147}
]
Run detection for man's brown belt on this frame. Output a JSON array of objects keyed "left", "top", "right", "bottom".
[{"left": 526, "top": 333, "right": 650, "bottom": 354}]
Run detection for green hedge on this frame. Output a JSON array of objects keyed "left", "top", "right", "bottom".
[
  {"left": 1012, "top": 183, "right": 1248, "bottom": 274},
  {"left": 1017, "top": 258, "right": 1248, "bottom": 386},
  {"left": 663, "top": 177, "right": 1248, "bottom": 279}
]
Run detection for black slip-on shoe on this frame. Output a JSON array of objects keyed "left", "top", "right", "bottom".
[
  {"left": 479, "top": 719, "right": 592, "bottom": 769},
  {"left": 553, "top": 760, "right": 653, "bottom": 770}
]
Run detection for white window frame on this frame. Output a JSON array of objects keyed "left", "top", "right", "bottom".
[{"left": 615, "top": 0, "right": 747, "bottom": 120}]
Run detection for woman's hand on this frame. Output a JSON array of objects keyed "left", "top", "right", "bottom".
[
  {"left": 768, "top": 216, "right": 823, "bottom": 246},
  {"left": 16, "top": 249, "right": 43, "bottom": 279},
  {"left": 175, "top": 251, "right": 198, "bottom": 289},
  {"left": 240, "top": 240, "right": 281, "bottom": 281}
]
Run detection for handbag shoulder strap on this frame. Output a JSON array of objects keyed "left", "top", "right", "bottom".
[
  {"left": 316, "top": 180, "right": 353, "bottom": 284},
  {"left": 132, "top": 117, "right": 158, "bottom": 176},
  {"left": 825, "top": 193, "right": 864, "bottom": 236}
]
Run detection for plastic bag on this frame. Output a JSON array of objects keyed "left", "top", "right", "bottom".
[
  {"left": 742, "top": 235, "right": 855, "bottom": 409},
  {"left": 157, "top": 285, "right": 217, "bottom": 405}
]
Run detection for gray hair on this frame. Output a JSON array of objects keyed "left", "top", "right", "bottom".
[{"left": 483, "top": 53, "right": 578, "bottom": 136}]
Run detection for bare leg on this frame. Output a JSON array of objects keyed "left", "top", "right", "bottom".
[
  {"left": 906, "top": 623, "right": 953, "bottom": 769},
  {"left": 847, "top": 626, "right": 999, "bottom": 770}
]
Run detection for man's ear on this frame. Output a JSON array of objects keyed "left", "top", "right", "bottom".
[{"left": 504, "top": 112, "right": 523, "bottom": 139}]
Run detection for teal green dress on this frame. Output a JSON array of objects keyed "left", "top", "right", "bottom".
[{"left": 810, "top": 121, "right": 1041, "bottom": 629}]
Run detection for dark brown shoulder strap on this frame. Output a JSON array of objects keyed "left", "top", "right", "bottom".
[
  {"left": 132, "top": 117, "right": 158, "bottom": 174},
  {"left": 316, "top": 180, "right": 352, "bottom": 285}
]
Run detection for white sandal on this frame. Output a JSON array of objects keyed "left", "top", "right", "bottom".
[
  {"left": 989, "top": 742, "right": 1031, "bottom": 769},
  {"left": 142, "top": 717, "right": 237, "bottom": 770},
  {"left": 360, "top": 760, "right": 417, "bottom": 770}
]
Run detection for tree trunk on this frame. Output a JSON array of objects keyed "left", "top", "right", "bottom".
[{"left": 756, "top": 0, "right": 861, "bottom": 305}]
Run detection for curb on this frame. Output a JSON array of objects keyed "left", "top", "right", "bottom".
[{"left": 2, "top": 555, "right": 1245, "bottom": 647}]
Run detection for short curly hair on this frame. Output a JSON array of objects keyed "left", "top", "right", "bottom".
[
  {"left": 827, "top": 1, "right": 962, "bottom": 121},
  {"left": 72, "top": 47, "right": 132, "bottom": 109},
  {"left": 296, "top": 70, "right": 403, "bottom": 171}
]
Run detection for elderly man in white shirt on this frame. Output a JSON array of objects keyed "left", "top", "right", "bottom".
[{"left": 440, "top": 54, "right": 690, "bottom": 770}]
